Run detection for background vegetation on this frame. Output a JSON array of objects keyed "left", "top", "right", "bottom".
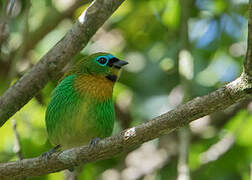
[{"left": 0, "top": 0, "right": 251, "bottom": 179}]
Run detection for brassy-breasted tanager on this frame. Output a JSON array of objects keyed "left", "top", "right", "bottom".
[{"left": 45, "top": 52, "right": 128, "bottom": 151}]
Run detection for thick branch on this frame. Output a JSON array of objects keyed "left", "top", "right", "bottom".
[
  {"left": 0, "top": 75, "right": 251, "bottom": 179},
  {"left": 0, "top": 0, "right": 125, "bottom": 126}
]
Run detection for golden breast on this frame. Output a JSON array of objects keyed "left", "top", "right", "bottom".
[{"left": 74, "top": 74, "right": 114, "bottom": 100}]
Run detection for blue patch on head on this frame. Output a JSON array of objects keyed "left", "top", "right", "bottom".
[
  {"left": 95, "top": 54, "right": 115, "bottom": 67},
  {"left": 107, "top": 54, "right": 115, "bottom": 59},
  {"left": 95, "top": 55, "right": 109, "bottom": 66}
]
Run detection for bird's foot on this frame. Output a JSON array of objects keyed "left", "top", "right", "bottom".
[
  {"left": 89, "top": 137, "right": 101, "bottom": 149},
  {"left": 41, "top": 144, "right": 61, "bottom": 161}
]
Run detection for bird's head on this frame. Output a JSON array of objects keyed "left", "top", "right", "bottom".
[{"left": 73, "top": 52, "right": 128, "bottom": 82}]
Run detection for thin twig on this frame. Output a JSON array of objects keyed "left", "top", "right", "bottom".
[
  {"left": 6, "top": 0, "right": 16, "bottom": 17},
  {"left": 11, "top": 119, "right": 22, "bottom": 160},
  {"left": 199, "top": 133, "right": 235, "bottom": 165},
  {"left": 64, "top": 164, "right": 84, "bottom": 180},
  {"left": 0, "top": 0, "right": 15, "bottom": 49},
  {"left": 120, "top": 141, "right": 171, "bottom": 180},
  {"left": 7, "top": 2, "right": 28, "bottom": 162},
  {"left": 6, "top": 0, "right": 31, "bottom": 88},
  {"left": 176, "top": 0, "right": 193, "bottom": 179},
  {"left": 177, "top": 127, "right": 191, "bottom": 180},
  {"left": 250, "top": 163, "right": 252, "bottom": 180},
  {"left": 64, "top": 170, "right": 78, "bottom": 180},
  {"left": 245, "top": 0, "right": 252, "bottom": 77}
]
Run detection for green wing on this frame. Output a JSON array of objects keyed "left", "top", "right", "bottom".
[{"left": 45, "top": 75, "right": 81, "bottom": 145}]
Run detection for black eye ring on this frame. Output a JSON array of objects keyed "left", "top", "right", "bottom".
[{"left": 95, "top": 56, "right": 109, "bottom": 66}]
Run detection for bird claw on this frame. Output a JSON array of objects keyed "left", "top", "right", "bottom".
[
  {"left": 89, "top": 137, "right": 101, "bottom": 149},
  {"left": 41, "top": 145, "right": 61, "bottom": 161}
]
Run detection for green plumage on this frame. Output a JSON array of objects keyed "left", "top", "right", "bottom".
[{"left": 45, "top": 53, "right": 127, "bottom": 149}]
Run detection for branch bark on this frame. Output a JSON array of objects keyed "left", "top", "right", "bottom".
[
  {"left": 0, "top": 0, "right": 125, "bottom": 126},
  {"left": 0, "top": 75, "right": 251, "bottom": 179}
]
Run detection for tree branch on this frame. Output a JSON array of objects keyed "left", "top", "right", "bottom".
[
  {"left": 0, "top": 75, "right": 251, "bottom": 178},
  {"left": 0, "top": 0, "right": 125, "bottom": 127},
  {"left": 11, "top": 119, "right": 23, "bottom": 160},
  {"left": 177, "top": 127, "right": 191, "bottom": 180},
  {"left": 250, "top": 163, "right": 252, "bottom": 180}
]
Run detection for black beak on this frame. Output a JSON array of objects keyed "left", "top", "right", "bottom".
[{"left": 113, "top": 60, "right": 128, "bottom": 69}]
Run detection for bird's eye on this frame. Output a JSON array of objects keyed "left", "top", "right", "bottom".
[
  {"left": 96, "top": 56, "right": 109, "bottom": 66},
  {"left": 98, "top": 57, "right": 107, "bottom": 64}
]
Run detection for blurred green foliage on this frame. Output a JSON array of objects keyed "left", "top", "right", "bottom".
[{"left": 0, "top": 0, "right": 251, "bottom": 179}]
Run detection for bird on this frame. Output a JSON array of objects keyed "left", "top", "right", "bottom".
[{"left": 45, "top": 52, "right": 128, "bottom": 153}]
